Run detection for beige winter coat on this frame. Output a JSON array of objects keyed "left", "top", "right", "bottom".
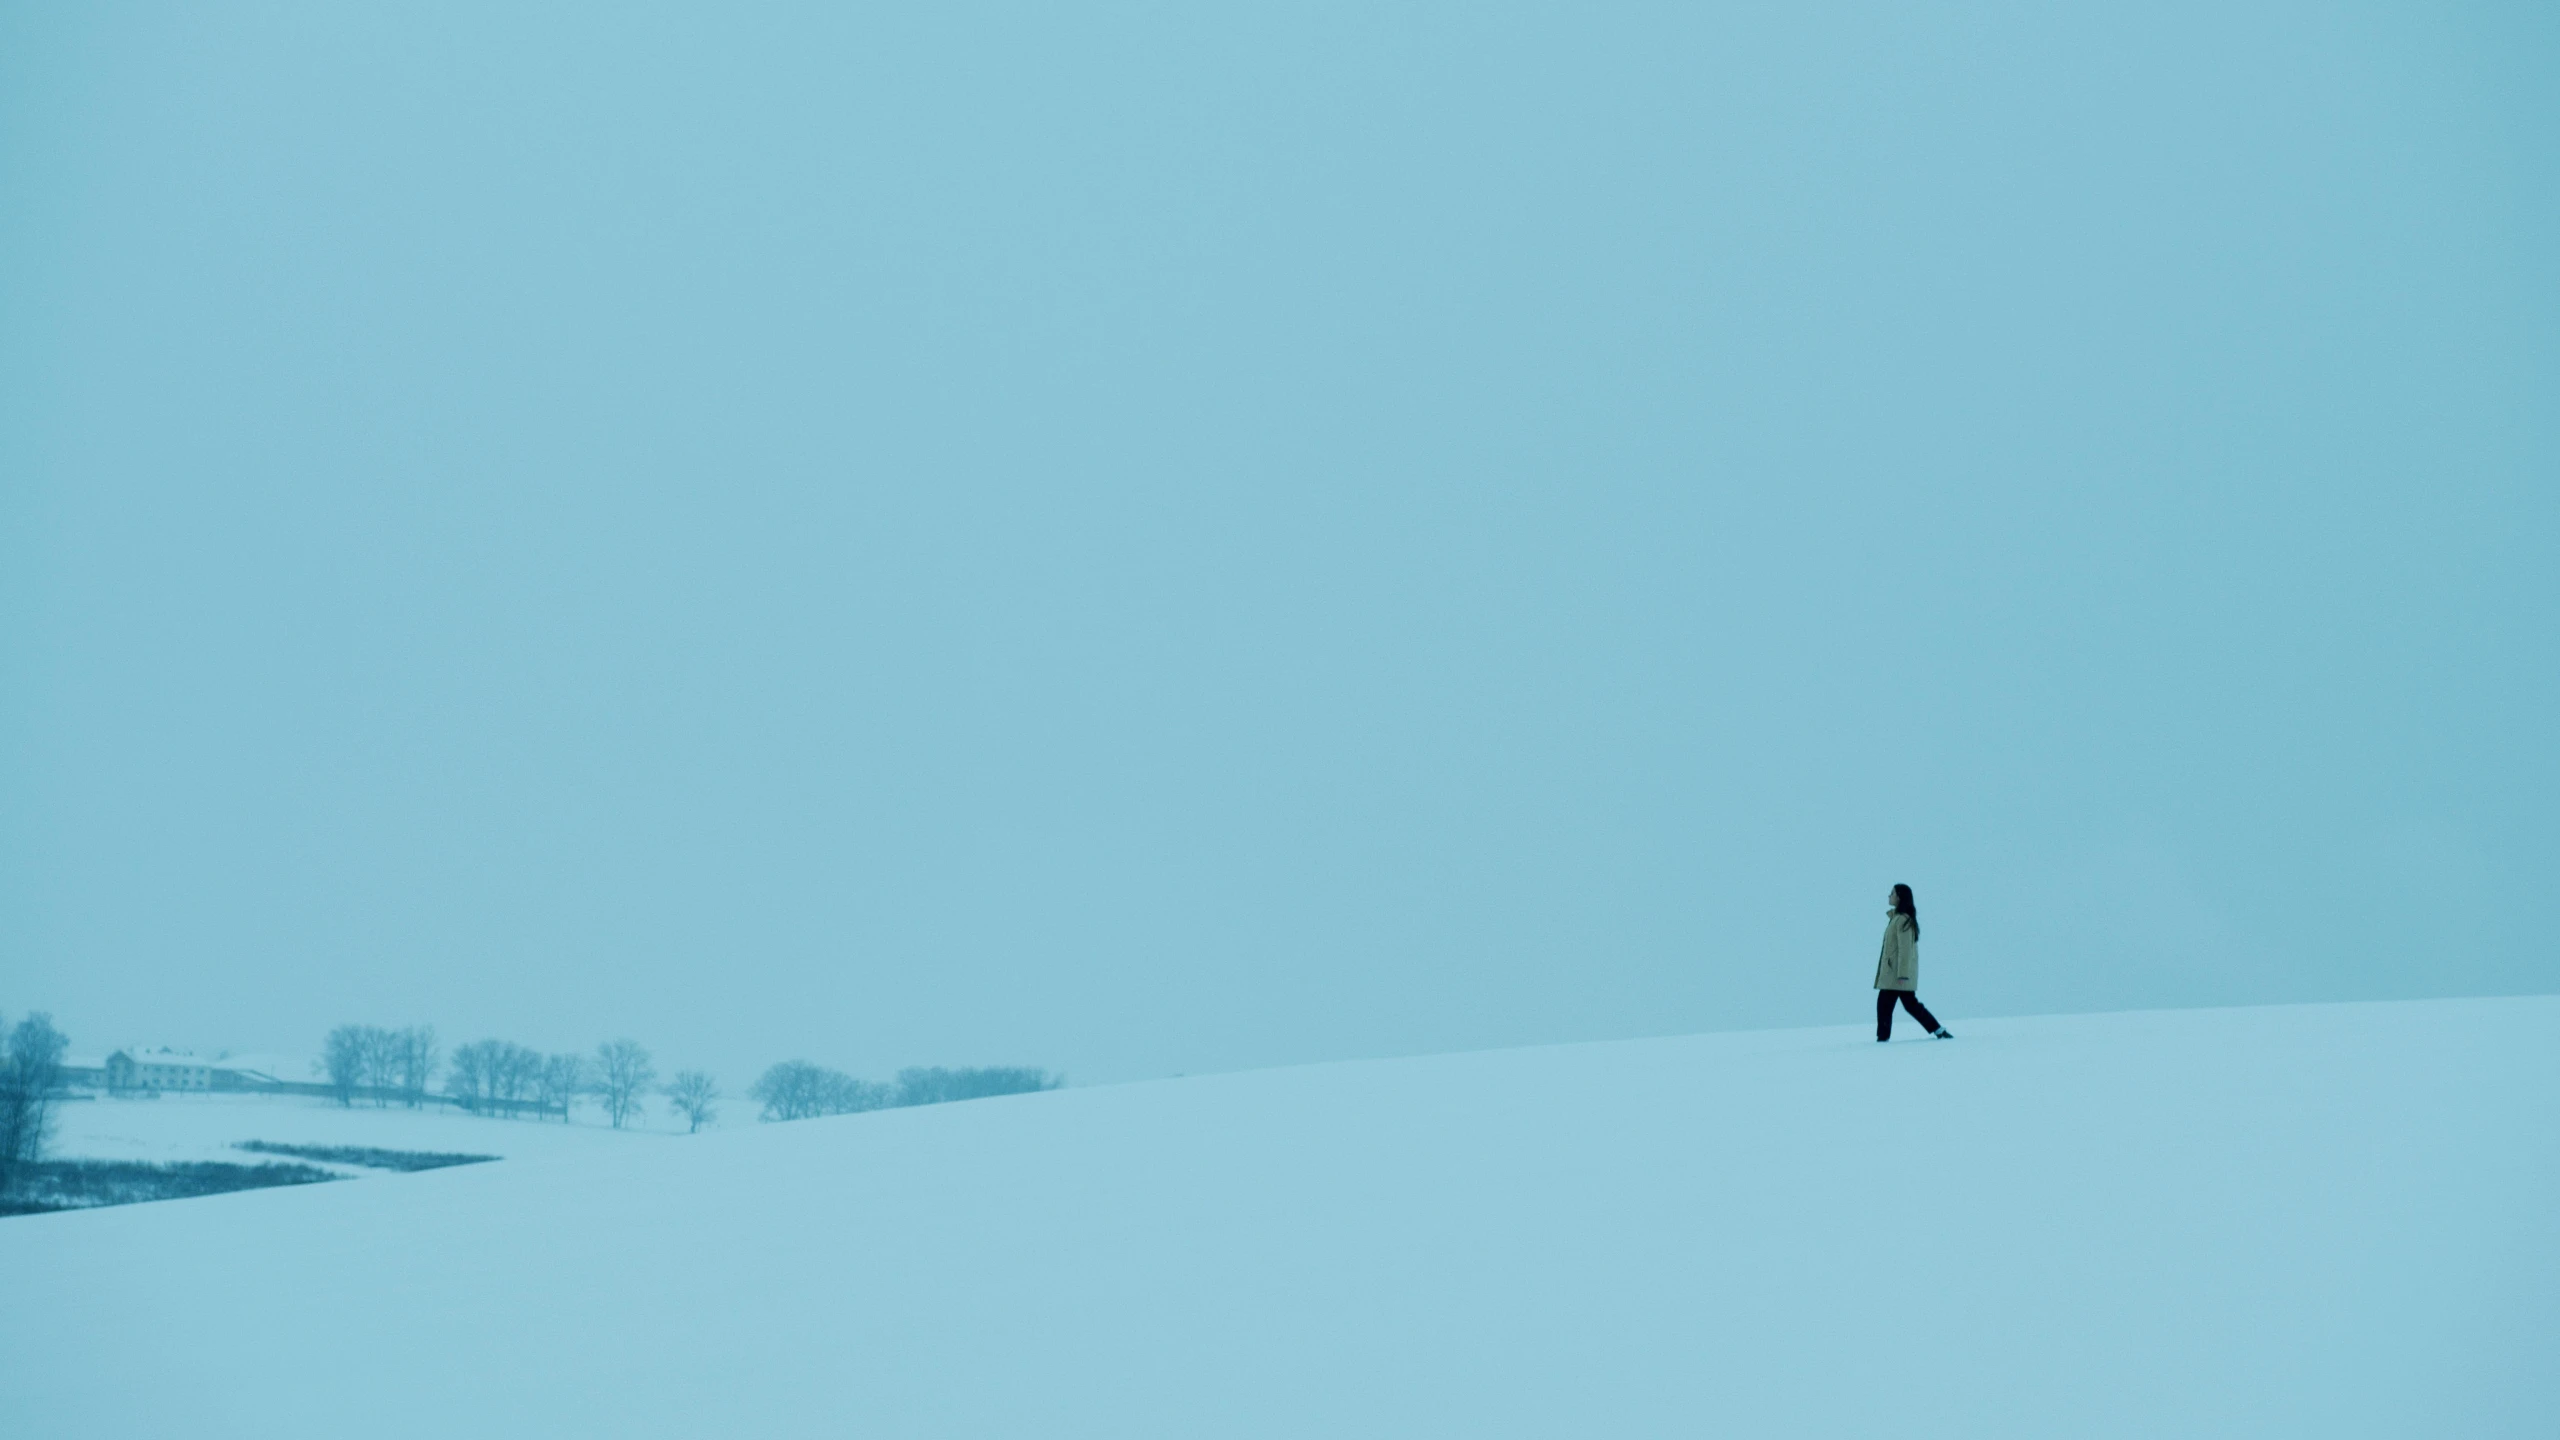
[{"left": 1873, "top": 913, "right": 1918, "bottom": 991}]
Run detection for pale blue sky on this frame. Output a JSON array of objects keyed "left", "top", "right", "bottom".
[{"left": 4, "top": 3, "right": 2553, "bottom": 1087}]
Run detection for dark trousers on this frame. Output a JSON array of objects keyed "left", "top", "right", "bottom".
[{"left": 1876, "top": 988, "right": 1941, "bottom": 1040}]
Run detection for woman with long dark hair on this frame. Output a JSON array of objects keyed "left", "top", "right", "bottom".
[{"left": 1875, "top": 884, "right": 1952, "bottom": 1041}]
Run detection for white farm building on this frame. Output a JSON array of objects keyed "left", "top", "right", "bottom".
[{"left": 91, "top": 1050, "right": 290, "bottom": 1093}]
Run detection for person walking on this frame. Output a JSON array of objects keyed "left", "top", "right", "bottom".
[{"left": 1875, "top": 883, "right": 1952, "bottom": 1041}]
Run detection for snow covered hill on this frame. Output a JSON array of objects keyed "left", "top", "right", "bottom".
[{"left": 4, "top": 999, "right": 2553, "bottom": 1438}]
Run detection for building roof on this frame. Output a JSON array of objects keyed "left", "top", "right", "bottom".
[
  {"left": 123, "top": 1049, "right": 219, "bottom": 1071},
  {"left": 62, "top": 1048, "right": 314, "bottom": 1083},
  {"left": 202, "top": 1053, "right": 311, "bottom": 1082}
]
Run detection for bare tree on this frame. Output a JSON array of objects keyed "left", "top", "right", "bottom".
[
  {"left": 749, "top": 1060, "right": 827, "bottom": 1121},
  {"left": 359, "top": 1026, "right": 403, "bottom": 1106},
  {"left": 663, "top": 1070, "right": 719, "bottom": 1133},
  {"left": 443, "top": 1039, "right": 499, "bottom": 1113},
  {"left": 0, "top": 1012, "right": 22, "bottom": 1183},
  {"left": 319, "top": 1024, "right": 370, "bottom": 1106},
  {"left": 393, "top": 1026, "right": 439, "bottom": 1108},
  {"left": 0, "top": 1012, "right": 70, "bottom": 1185},
  {"left": 538, "top": 1053, "right": 589, "bottom": 1122},
  {"left": 491, "top": 1042, "right": 543, "bottom": 1110},
  {"left": 593, "top": 1039, "right": 655, "bottom": 1129}
]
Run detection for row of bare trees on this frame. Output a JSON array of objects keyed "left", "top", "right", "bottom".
[
  {"left": 748, "top": 1062, "right": 1059, "bottom": 1123},
  {"left": 319, "top": 1024, "right": 441, "bottom": 1107},
  {"left": 323, "top": 1025, "right": 721, "bottom": 1131},
  {"left": 441, "top": 1038, "right": 570, "bottom": 1116},
  {"left": 747, "top": 1060, "right": 888, "bottom": 1121},
  {"left": 440, "top": 1036, "right": 674, "bottom": 1129}
]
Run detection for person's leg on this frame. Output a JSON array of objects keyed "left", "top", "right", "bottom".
[
  {"left": 1876, "top": 989, "right": 1897, "bottom": 1041},
  {"left": 1899, "top": 992, "right": 1942, "bottom": 1034}
]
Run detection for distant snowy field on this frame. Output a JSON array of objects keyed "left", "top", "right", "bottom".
[
  {"left": 5, "top": 999, "right": 2554, "bottom": 1438},
  {"left": 48, "top": 1087, "right": 699, "bottom": 1174}
]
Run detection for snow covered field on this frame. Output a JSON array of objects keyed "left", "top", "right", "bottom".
[
  {"left": 46, "top": 1088, "right": 682, "bottom": 1173},
  {"left": 51, "top": 1086, "right": 691, "bottom": 1168},
  {"left": 4, "top": 998, "right": 2553, "bottom": 1438}
]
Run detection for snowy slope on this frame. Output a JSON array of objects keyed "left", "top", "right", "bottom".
[{"left": 3, "top": 999, "right": 2553, "bottom": 1438}]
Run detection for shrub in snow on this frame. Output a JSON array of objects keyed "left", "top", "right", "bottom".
[
  {"left": 2, "top": 1159, "right": 335, "bottom": 1215},
  {"left": 233, "top": 1141, "right": 498, "bottom": 1172}
]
